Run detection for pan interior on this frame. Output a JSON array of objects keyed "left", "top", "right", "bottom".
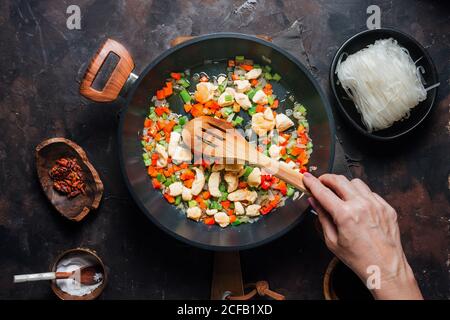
[{"left": 119, "top": 35, "right": 334, "bottom": 250}]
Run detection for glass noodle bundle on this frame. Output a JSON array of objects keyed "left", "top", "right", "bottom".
[{"left": 336, "top": 38, "right": 427, "bottom": 132}]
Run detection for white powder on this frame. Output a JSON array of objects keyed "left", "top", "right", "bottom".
[{"left": 56, "top": 256, "right": 103, "bottom": 297}]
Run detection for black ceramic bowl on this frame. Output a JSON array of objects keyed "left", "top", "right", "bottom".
[{"left": 330, "top": 28, "right": 438, "bottom": 141}]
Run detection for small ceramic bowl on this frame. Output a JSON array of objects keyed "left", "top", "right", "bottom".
[
  {"left": 329, "top": 28, "right": 438, "bottom": 141},
  {"left": 51, "top": 248, "right": 107, "bottom": 300},
  {"left": 323, "top": 257, "right": 373, "bottom": 300}
]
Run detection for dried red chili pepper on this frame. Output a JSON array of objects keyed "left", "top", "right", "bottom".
[{"left": 49, "top": 157, "right": 86, "bottom": 199}]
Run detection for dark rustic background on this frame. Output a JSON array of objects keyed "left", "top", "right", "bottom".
[{"left": 0, "top": 0, "right": 449, "bottom": 299}]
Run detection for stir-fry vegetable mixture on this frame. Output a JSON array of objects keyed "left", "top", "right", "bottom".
[{"left": 141, "top": 56, "right": 313, "bottom": 227}]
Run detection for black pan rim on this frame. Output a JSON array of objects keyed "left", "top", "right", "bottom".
[
  {"left": 329, "top": 27, "right": 439, "bottom": 141},
  {"left": 118, "top": 32, "right": 336, "bottom": 251}
]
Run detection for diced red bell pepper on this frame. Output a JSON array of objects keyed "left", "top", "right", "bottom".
[
  {"left": 204, "top": 217, "right": 215, "bottom": 225},
  {"left": 170, "top": 72, "right": 181, "bottom": 80}
]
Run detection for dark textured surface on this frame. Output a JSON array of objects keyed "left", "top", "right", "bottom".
[{"left": 0, "top": 0, "right": 449, "bottom": 299}]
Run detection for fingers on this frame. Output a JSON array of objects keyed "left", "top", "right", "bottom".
[
  {"left": 303, "top": 173, "right": 344, "bottom": 217},
  {"left": 319, "top": 174, "right": 359, "bottom": 201},
  {"left": 308, "top": 197, "right": 338, "bottom": 246}
]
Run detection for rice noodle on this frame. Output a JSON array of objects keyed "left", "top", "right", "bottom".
[{"left": 336, "top": 38, "right": 427, "bottom": 132}]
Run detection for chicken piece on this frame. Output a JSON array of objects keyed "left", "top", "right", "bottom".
[
  {"left": 172, "top": 145, "right": 192, "bottom": 163},
  {"left": 208, "top": 171, "right": 222, "bottom": 198},
  {"left": 252, "top": 90, "right": 268, "bottom": 105},
  {"left": 225, "top": 163, "right": 244, "bottom": 172},
  {"left": 217, "top": 91, "right": 234, "bottom": 107},
  {"left": 168, "top": 131, "right": 181, "bottom": 157},
  {"left": 224, "top": 172, "right": 238, "bottom": 193},
  {"left": 234, "top": 80, "right": 251, "bottom": 93},
  {"left": 182, "top": 186, "right": 193, "bottom": 201},
  {"left": 187, "top": 207, "right": 202, "bottom": 221},
  {"left": 225, "top": 87, "right": 236, "bottom": 97},
  {"left": 217, "top": 75, "right": 227, "bottom": 85},
  {"left": 212, "top": 163, "right": 225, "bottom": 171},
  {"left": 234, "top": 92, "right": 252, "bottom": 110},
  {"left": 245, "top": 204, "right": 261, "bottom": 217},
  {"left": 214, "top": 211, "right": 230, "bottom": 228},
  {"left": 263, "top": 107, "right": 274, "bottom": 121},
  {"left": 191, "top": 167, "right": 205, "bottom": 196},
  {"left": 275, "top": 114, "right": 294, "bottom": 132},
  {"left": 227, "top": 188, "right": 257, "bottom": 204},
  {"left": 155, "top": 144, "right": 168, "bottom": 167},
  {"left": 245, "top": 68, "right": 262, "bottom": 80},
  {"left": 168, "top": 181, "right": 183, "bottom": 197},
  {"left": 277, "top": 135, "right": 286, "bottom": 145},
  {"left": 234, "top": 201, "right": 245, "bottom": 216},
  {"left": 247, "top": 167, "right": 261, "bottom": 187},
  {"left": 251, "top": 112, "right": 275, "bottom": 136},
  {"left": 269, "top": 144, "right": 282, "bottom": 160},
  {"left": 206, "top": 209, "right": 218, "bottom": 216},
  {"left": 194, "top": 82, "right": 216, "bottom": 104}
]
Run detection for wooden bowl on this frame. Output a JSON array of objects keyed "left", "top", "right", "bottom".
[
  {"left": 51, "top": 248, "right": 107, "bottom": 300},
  {"left": 35, "top": 138, "right": 103, "bottom": 221},
  {"left": 323, "top": 257, "right": 374, "bottom": 300}
]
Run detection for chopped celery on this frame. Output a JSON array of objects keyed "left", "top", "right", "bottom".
[
  {"left": 267, "top": 95, "right": 274, "bottom": 105},
  {"left": 144, "top": 159, "right": 151, "bottom": 166},
  {"left": 178, "top": 116, "right": 187, "bottom": 125},
  {"left": 231, "top": 219, "right": 241, "bottom": 226},
  {"left": 264, "top": 65, "right": 272, "bottom": 72},
  {"left": 180, "top": 89, "right": 191, "bottom": 103},
  {"left": 142, "top": 153, "right": 149, "bottom": 160},
  {"left": 162, "top": 113, "right": 168, "bottom": 120},
  {"left": 221, "top": 107, "right": 233, "bottom": 116},
  {"left": 287, "top": 186, "right": 295, "bottom": 197},
  {"left": 247, "top": 89, "right": 257, "bottom": 100},
  {"left": 272, "top": 73, "right": 281, "bottom": 81},
  {"left": 243, "top": 166, "right": 254, "bottom": 178},
  {"left": 174, "top": 196, "right": 181, "bottom": 205},
  {"left": 219, "top": 183, "right": 226, "bottom": 193},
  {"left": 224, "top": 94, "right": 233, "bottom": 102},
  {"left": 172, "top": 125, "right": 182, "bottom": 133},
  {"left": 157, "top": 174, "right": 166, "bottom": 182},
  {"left": 141, "top": 140, "right": 146, "bottom": 147},
  {"left": 148, "top": 112, "right": 157, "bottom": 121},
  {"left": 264, "top": 72, "right": 272, "bottom": 80},
  {"left": 232, "top": 116, "right": 244, "bottom": 126},
  {"left": 235, "top": 55, "right": 244, "bottom": 62},
  {"left": 177, "top": 78, "right": 190, "bottom": 88},
  {"left": 248, "top": 106, "right": 257, "bottom": 116},
  {"left": 188, "top": 200, "right": 197, "bottom": 207}
]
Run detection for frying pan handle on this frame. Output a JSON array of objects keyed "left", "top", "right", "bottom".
[
  {"left": 80, "top": 39, "right": 135, "bottom": 102},
  {"left": 170, "top": 35, "right": 272, "bottom": 47}
]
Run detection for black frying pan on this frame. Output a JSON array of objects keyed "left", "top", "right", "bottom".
[{"left": 80, "top": 33, "right": 335, "bottom": 250}]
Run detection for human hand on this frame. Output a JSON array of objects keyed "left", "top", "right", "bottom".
[{"left": 303, "top": 173, "right": 422, "bottom": 300}]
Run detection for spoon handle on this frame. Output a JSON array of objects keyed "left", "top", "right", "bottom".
[{"left": 14, "top": 272, "right": 56, "bottom": 283}]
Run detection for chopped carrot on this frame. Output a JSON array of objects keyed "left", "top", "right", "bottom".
[
  {"left": 264, "top": 83, "right": 272, "bottom": 90},
  {"left": 170, "top": 72, "right": 181, "bottom": 80},
  {"left": 183, "top": 179, "right": 194, "bottom": 188},
  {"left": 231, "top": 74, "right": 239, "bottom": 81},
  {"left": 144, "top": 118, "right": 152, "bottom": 128},
  {"left": 145, "top": 145, "right": 152, "bottom": 151},
  {"left": 229, "top": 215, "right": 237, "bottom": 223},
  {"left": 191, "top": 103, "right": 204, "bottom": 117},
  {"left": 199, "top": 75, "right": 209, "bottom": 82},
  {"left": 202, "top": 191, "right": 211, "bottom": 200},
  {"left": 280, "top": 147, "right": 286, "bottom": 156},
  {"left": 154, "top": 132, "right": 162, "bottom": 141},
  {"left": 165, "top": 82, "right": 173, "bottom": 90},
  {"left": 215, "top": 110, "right": 222, "bottom": 118},
  {"left": 240, "top": 64, "right": 253, "bottom": 71},
  {"left": 152, "top": 178, "right": 161, "bottom": 189},
  {"left": 156, "top": 90, "right": 165, "bottom": 100},
  {"left": 221, "top": 201, "right": 231, "bottom": 209},
  {"left": 204, "top": 217, "right": 215, "bottom": 225},
  {"left": 147, "top": 166, "right": 158, "bottom": 177},
  {"left": 290, "top": 146, "right": 303, "bottom": 157},
  {"left": 297, "top": 125, "right": 306, "bottom": 135},
  {"left": 163, "top": 86, "right": 172, "bottom": 97},
  {"left": 164, "top": 193, "right": 175, "bottom": 203},
  {"left": 180, "top": 169, "right": 195, "bottom": 180},
  {"left": 179, "top": 162, "right": 188, "bottom": 169},
  {"left": 271, "top": 99, "right": 279, "bottom": 109},
  {"left": 251, "top": 79, "right": 259, "bottom": 87},
  {"left": 155, "top": 107, "right": 167, "bottom": 116},
  {"left": 184, "top": 104, "right": 192, "bottom": 112},
  {"left": 255, "top": 104, "right": 265, "bottom": 113},
  {"left": 238, "top": 181, "right": 247, "bottom": 188},
  {"left": 227, "top": 209, "right": 234, "bottom": 216}
]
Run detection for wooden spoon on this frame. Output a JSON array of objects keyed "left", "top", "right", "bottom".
[
  {"left": 182, "top": 116, "right": 309, "bottom": 194},
  {"left": 14, "top": 266, "right": 102, "bottom": 286}
]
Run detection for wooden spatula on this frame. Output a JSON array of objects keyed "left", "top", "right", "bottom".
[
  {"left": 14, "top": 266, "right": 102, "bottom": 286},
  {"left": 182, "top": 116, "right": 309, "bottom": 195}
]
